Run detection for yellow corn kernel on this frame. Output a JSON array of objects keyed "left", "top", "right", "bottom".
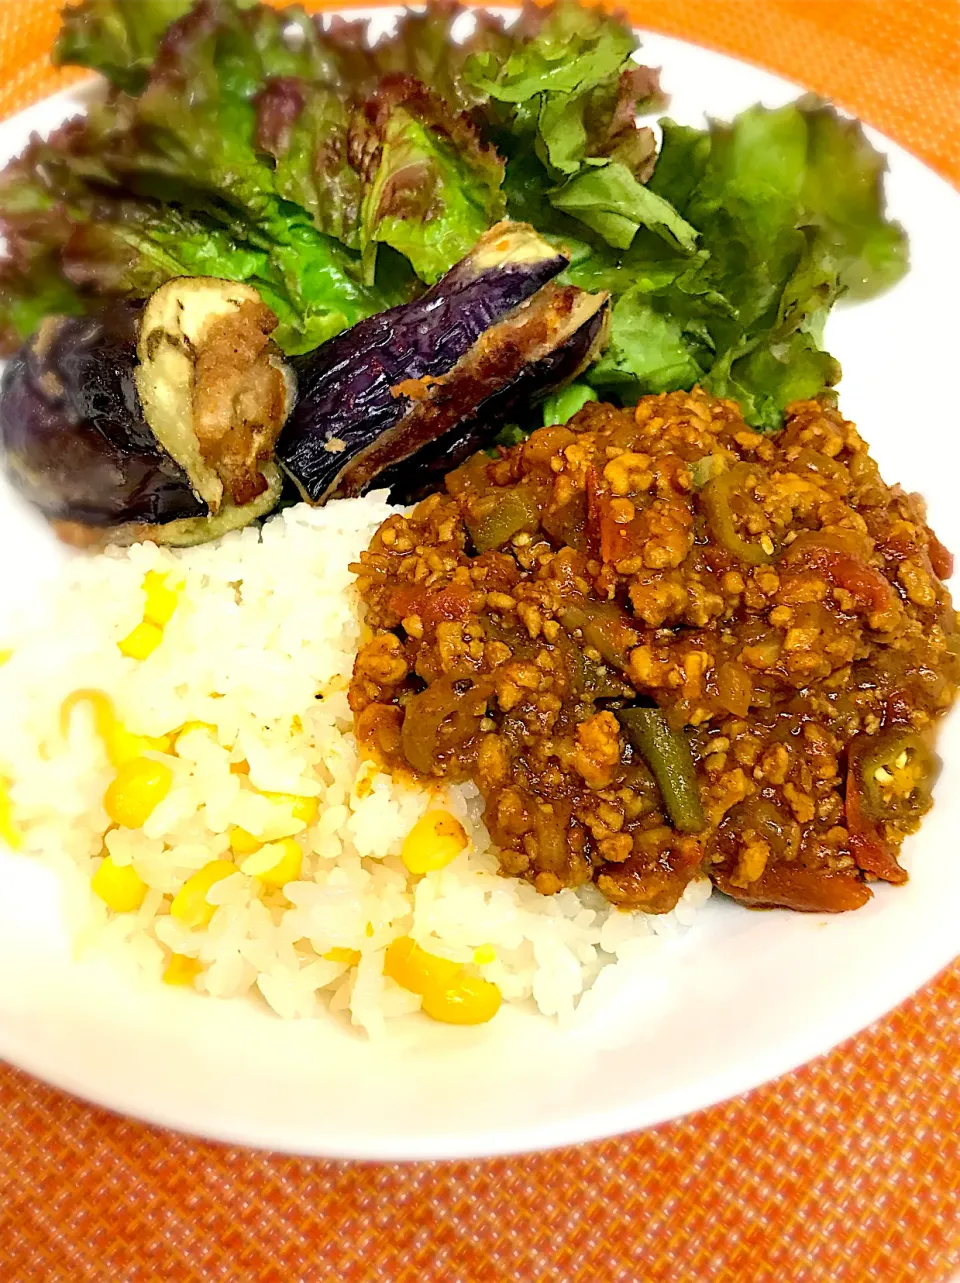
[
  {"left": 229, "top": 826, "right": 262, "bottom": 857},
  {"left": 242, "top": 838, "right": 302, "bottom": 888},
  {"left": 61, "top": 690, "right": 170, "bottom": 766},
  {"left": 384, "top": 936, "right": 462, "bottom": 995},
  {"left": 262, "top": 791, "right": 320, "bottom": 825},
  {"left": 62, "top": 688, "right": 115, "bottom": 743},
  {"left": 401, "top": 810, "right": 468, "bottom": 875},
  {"left": 118, "top": 620, "right": 164, "bottom": 660},
  {"left": 143, "top": 571, "right": 179, "bottom": 627},
  {"left": 175, "top": 721, "right": 217, "bottom": 751},
  {"left": 420, "top": 975, "right": 502, "bottom": 1025},
  {"left": 170, "top": 860, "right": 235, "bottom": 928},
  {"left": 0, "top": 649, "right": 12, "bottom": 666},
  {"left": 324, "top": 947, "right": 361, "bottom": 966},
  {"left": 109, "top": 724, "right": 172, "bottom": 767},
  {"left": 104, "top": 757, "right": 173, "bottom": 829},
  {"left": 293, "top": 796, "right": 320, "bottom": 825},
  {"left": 108, "top": 723, "right": 148, "bottom": 767},
  {"left": 91, "top": 855, "right": 147, "bottom": 913},
  {"left": 472, "top": 944, "right": 497, "bottom": 966},
  {"left": 163, "top": 953, "right": 202, "bottom": 986},
  {"left": 0, "top": 779, "right": 21, "bottom": 850}
]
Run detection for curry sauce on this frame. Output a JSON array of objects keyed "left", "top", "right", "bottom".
[{"left": 350, "top": 391, "right": 959, "bottom": 913}]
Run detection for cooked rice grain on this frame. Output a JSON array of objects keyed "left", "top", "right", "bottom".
[{"left": 0, "top": 497, "right": 710, "bottom": 1034}]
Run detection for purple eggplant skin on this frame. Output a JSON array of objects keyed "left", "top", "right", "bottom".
[
  {"left": 278, "top": 221, "right": 570, "bottom": 503},
  {"left": 0, "top": 304, "right": 207, "bottom": 530},
  {"left": 378, "top": 296, "right": 610, "bottom": 504},
  {"left": 327, "top": 283, "right": 610, "bottom": 501}
]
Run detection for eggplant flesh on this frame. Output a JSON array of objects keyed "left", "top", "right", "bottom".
[
  {"left": 135, "top": 278, "right": 294, "bottom": 512},
  {"left": 278, "top": 221, "right": 576, "bottom": 503},
  {"left": 0, "top": 279, "right": 294, "bottom": 546}
]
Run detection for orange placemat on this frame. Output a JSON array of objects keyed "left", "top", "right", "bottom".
[{"left": 0, "top": 3, "right": 959, "bottom": 1281}]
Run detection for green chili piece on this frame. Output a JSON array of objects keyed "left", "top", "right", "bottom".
[
  {"left": 617, "top": 706, "right": 705, "bottom": 833},
  {"left": 701, "top": 462, "right": 774, "bottom": 565},
  {"left": 466, "top": 486, "right": 541, "bottom": 552},
  {"left": 858, "top": 728, "right": 940, "bottom": 824}
]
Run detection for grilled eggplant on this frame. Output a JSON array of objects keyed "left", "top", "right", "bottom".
[
  {"left": 0, "top": 278, "right": 294, "bottom": 547},
  {"left": 278, "top": 221, "right": 609, "bottom": 503},
  {"left": 377, "top": 286, "right": 609, "bottom": 503}
]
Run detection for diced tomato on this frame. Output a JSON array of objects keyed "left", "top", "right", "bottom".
[
  {"left": 387, "top": 583, "right": 475, "bottom": 626},
  {"left": 848, "top": 830, "right": 908, "bottom": 885},
  {"left": 786, "top": 535, "right": 893, "bottom": 614},
  {"left": 928, "top": 530, "right": 954, "bottom": 582}
]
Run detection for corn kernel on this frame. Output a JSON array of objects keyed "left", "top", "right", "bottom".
[
  {"left": 262, "top": 791, "right": 320, "bottom": 825},
  {"left": 175, "top": 721, "right": 217, "bottom": 751},
  {"left": 294, "top": 796, "right": 320, "bottom": 825},
  {"left": 118, "top": 620, "right": 164, "bottom": 660},
  {"left": 472, "top": 944, "right": 497, "bottom": 966},
  {"left": 401, "top": 810, "right": 468, "bottom": 875},
  {"left": 170, "top": 860, "right": 235, "bottom": 928},
  {"left": 108, "top": 724, "right": 172, "bottom": 767},
  {"left": 104, "top": 757, "right": 173, "bottom": 829},
  {"left": 109, "top": 723, "right": 149, "bottom": 767},
  {"left": 0, "top": 779, "right": 21, "bottom": 850},
  {"left": 61, "top": 689, "right": 115, "bottom": 743},
  {"left": 384, "top": 936, "right": 461, "bottom": 995},
  {"left": 324, "top": 947, "right": 361, "bottom": 966},
  {"left": 420, "top": 975, "right": 502, "bottom": 1025},
  {"left": 242, "top": 838, "right": 302, "bottom": 888},
  {"left": 91, "top": 855, "right": 147, "bottom": 913},
  {"left": 229, "top": 826, "right": 262, "bottom": 857},
  {"left": 143, "top": 571, "right": 179, "bottom": 627},
  {"left": 163, "top": 953, "right": 202, "bottom": 986},
  {"left": 61, "top": 690, "right": 170, "bottom": 766},
  {"left": 0, "top": 649, "right": 12, "bottom": 666}
]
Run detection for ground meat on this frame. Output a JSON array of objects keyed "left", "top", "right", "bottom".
[
  {"left": 192, "top": 299, "right": 289, "bottom": 506},
  {"left": 349, "top": 390, "right": 960, "bottom": 914}
]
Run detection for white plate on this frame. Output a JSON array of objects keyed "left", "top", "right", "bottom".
[{"left": 0, "top": 14, "right": 958, "bottom": 1161}]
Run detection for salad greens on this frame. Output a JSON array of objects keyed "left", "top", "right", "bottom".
[{"left": 0, "top": 0, "right": 907, "bottom": 430}]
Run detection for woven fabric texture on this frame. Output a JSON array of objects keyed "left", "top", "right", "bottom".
[{"left": 0, "top": 2, "right": 959, "bottom": 1281}]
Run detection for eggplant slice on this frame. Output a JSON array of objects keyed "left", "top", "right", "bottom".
[
  {"left": 278, "top": 220, "right": 608, "bottom": 504},
  {"left": 0, "top": 278, "right": 294, "bottom": 547},
  {"left": 135, "top": 278, "right": 295, "bottom": 512},
  {"left": 378, "top": 287, "right": 609, "bottom": 504}
]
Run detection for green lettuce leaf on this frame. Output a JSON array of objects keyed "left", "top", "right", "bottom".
[
  {"left": 589, "top": 288, "right": 704, "bottom": 395},
  {"left": 357, "top": 77, "right": 505, "bottom": 284},
  {"left": 583, "top": 100, "right": 907, "bottom": 429},
  {"left": 799, "top": 98, "right": 908, "bottom": 300},
  {"left": 0, "top": 121, "right": 360, "bottom": 354},
  {"left": 56, "top": 2, "right": 387, "bottom": 343},
  {"left": 254, "top": 79, "right": 363, "bottom": 250},
  {"left": 54, "top": 0, "right": 194, "bottom": 94},
  {"left": 465, "top": 1, "right": 668, "bottom": 250},
  {"left": 467, "top": 2, "right": 635, "bottom": 103},
  {"left": 550, "top": 162, "right": 698, "bottom": 251},
  {"left": 346, "top": 4, "right": 514, "bottom": 113},
  {"left": 0, "top": 261, "right": 86, "bottom": 354}
]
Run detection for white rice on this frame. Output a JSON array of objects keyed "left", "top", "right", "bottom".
[{"left": 0, "top": 495, "right": 710, "bottom": 1035}]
